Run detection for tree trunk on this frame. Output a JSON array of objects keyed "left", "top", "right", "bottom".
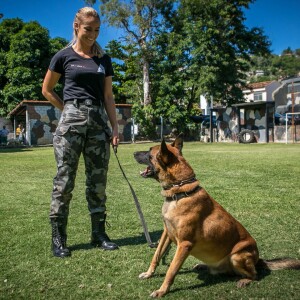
[{"left": 143, "top": 59, "right": 151, "bottom": 106}]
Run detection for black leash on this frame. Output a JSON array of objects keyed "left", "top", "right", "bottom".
[{"left": 113, "top": 146, "right": 157, "bottom": 248}]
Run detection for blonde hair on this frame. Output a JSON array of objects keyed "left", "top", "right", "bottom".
[{"left": 67, "top": 7, "right": 105, "bottom": 57}]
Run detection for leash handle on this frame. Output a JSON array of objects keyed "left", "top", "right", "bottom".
[{"left": 113, "top": 147, "right": 157, "bottom": 248}]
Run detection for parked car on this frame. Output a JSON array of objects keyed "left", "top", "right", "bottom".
[
  {"left": 189, "top": 115, "right": 206, "bottom": 124},
  {"left": 274, "top": 113, "right": 291, "bottom": 125},
  {"left": 201, "top": 115, "right": 217, "bottom": 128},
  {"left": 189, "top": 114, "right": 217, "bottom": 128}
]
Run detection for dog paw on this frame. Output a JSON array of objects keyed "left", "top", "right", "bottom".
[
  {"left": 237, "top": 278, "right": 252, "bottom": 288},
  {"left": 192, "top": 263, "right": 208, "bottom": 272},
  {"left": 138, "top": 272, "right": 152, "bottom": 279},
  {"left": 150, "top": 290, "right": 166, "bottom": 298}
]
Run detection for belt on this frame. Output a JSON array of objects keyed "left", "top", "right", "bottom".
[{"left": 64, "top": 99, "right": 100, "bottom": 107}]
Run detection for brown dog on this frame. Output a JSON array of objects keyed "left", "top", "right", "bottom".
[{"left": 134, "top": 136, "right": 300, "bottom": 298}]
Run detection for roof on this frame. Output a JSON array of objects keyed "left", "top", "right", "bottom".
[
  {"left": 8, "top": 100, "right": 51, "bottom": 117},
  {"left": 244, "top": 81, "right": 275, "bottom": 90},
  {"left": 281, "top": 76, "right": 300, "bottom": 85},
  {"left": 232, "top": 101, "right": 274, "bottom": 108}
]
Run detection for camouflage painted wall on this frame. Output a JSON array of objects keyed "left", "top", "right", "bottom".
[
  {"left": 214, "top": 106, "right": 299, "bottom": 143},
  {"left": 215, "top": 107, "right": 240, "bottom": 142},
  {"left": 27, "top": 104, "right": 132, "bottom": 145},
  {"left": 28, "top": 105, "right": 59, "bottom": 145},
  {"left": 115, "top": 104, "right": 133, "bottom": 142}
]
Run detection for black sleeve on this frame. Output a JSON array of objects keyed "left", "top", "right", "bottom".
[
  {"left": 49, "top": 50, "right": 65, "bottom": 75},
  {"left": 105, "top": 55, "right": 114, "bottom": 77}
]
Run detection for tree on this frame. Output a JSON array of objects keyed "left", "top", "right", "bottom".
[
  {"left": 173, "top": 0, "right": 270, "bottom": 106},
  {"left": 248, "top": 48, "right": 300, "bottom": 82},
  {"left": 145, "top": 0, "right": 271, "bottom": 134},
  {"left": 0, "top": 18, "right": 67, "bottom": 116},
  {"left": 105, "top": 40, "right": 142, "bottom": 104},
  {"left": 271, "top": 51, "right": 300, "bottom": 78},
  {"left": 86, "top": 0, "right": 173, "bottom": 108},
  {"left": 86, "top": 0, "right": 271, "bottom": 137}
]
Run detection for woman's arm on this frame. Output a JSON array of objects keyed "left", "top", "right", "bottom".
[
  {"left": 103, "top": 76, "right": 119, "bottom": 147},
  {"left": 42, "top": 70, "right": 64, "bottom": 111}
]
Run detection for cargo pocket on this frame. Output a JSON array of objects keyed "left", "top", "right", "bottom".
[{"left": 55, "top": 123, "right": 72, "bottom": 137}]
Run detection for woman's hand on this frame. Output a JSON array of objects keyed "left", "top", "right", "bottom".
[{"left": 111, "top": 126, "right": 119, "bottom": 150}]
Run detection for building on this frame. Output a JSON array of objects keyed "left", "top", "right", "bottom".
[
  {"left": 243, "top": 81, "right": 281, "bottom": 102},
  {"left": 272, "top": 76, "right": 300, "bottom": 114},
  {"left": 197, "top": 78, "right": 300, "bottom": 143},
  {"left": 7, "top": 100, "right": 133, "bottom": 146}
]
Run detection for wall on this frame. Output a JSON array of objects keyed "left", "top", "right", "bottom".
[
  {"left": 215, "top": 107, "right": 240, "bottom": 142},
  {"left": 0, "top": 118, "right": 14, "bottom": 140},
  {"left": 215, "top": 105, "right": 270, "bottom": 143},
  {"left": 28, "top": 105, "right": 60, "bottom": 145},
  {"left": 243, "top": 89, "right": 267, "bottom": 102},
  {"left": 27, "top": 103, "right": 132, "bottom": 145},
  {"left": 115, "top": 104, "right": 133, "bottom": 142},
  {"left": 273, "top": 125, "right": 300, "bottom": 143},
  {"left": 214, "top": 106, "right": 299, "bottom": 143}
]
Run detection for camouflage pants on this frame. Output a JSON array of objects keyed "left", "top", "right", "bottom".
[{"left": 49, "top": 102, "right": 112, "bottom": 219}]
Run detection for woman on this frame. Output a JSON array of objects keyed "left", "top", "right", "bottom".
[{"left": 42, "top": 7, "right": 119, "bottom": 258}]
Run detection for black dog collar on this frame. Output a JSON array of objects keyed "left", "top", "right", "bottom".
[{"left": 165, "top": 186, "right": 202, "bottom": 202}]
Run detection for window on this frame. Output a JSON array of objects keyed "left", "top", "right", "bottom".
[
  {"left": 287, "top": 82, "right": 300, "bottom": 94},
  {"left": 254, "top": 92, "right": 263, "bottom": 101}
]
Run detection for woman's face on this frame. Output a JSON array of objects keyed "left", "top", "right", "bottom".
[{"left": 75, "top": 16, "right": 100, "bottom": 48}]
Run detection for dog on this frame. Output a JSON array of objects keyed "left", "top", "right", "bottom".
[{"left": 134, "top": 136, "right": 300, "bottom": 298}]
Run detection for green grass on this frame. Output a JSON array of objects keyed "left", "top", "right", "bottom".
[{"left": 0, "top": 142, "right": 299, "bottom": 299}]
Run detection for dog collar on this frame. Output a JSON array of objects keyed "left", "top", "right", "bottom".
[
  {"left": 165, "top": 186, "right": 202, "bottom": 202},
  {"left": 163, "top": 177, "right": 197, "bottom": 190}
]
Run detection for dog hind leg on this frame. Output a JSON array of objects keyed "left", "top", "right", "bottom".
[
  {"left": 230, "top": 253, "right": 257, "bottom": 287},
  {"left": 139, "top": 228, "right": 172, "bottom": 280}
]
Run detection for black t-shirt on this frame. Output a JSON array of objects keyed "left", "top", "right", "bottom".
[{"left": 49, "top": 47, "right": 114, "bottom": 103}]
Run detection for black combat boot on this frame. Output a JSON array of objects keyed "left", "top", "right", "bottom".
[
  {"left": 90, "top": 213, "right": 119, "bottom": 250},
  {"left": 50, "top": 218, "right": 71, "bottom": 258}
]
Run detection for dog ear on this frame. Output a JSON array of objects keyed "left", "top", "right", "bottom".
[
  {"left": 171, "top": 133, "right": 183, "bottom": 154},
  {"left": 157, "top": 139, "right": 173, "bottom": 167}
]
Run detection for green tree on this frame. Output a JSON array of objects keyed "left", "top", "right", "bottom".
[
  {"left": 0, "top": 18, "right": 67, "bottom": 116},
  {"left": 105, "top": 40, "right": 142, "bottom": 104},
  {"left": 87, "top": 0, "right": 271, "bottom": 137},
  {"left": 271, "top": 52, "right": 300, "bottom": 79},
  {"left": 86, "top": 0, "right": 173, "bottom": 108},
  {"left": 173, "top": 0, "right": 270, "bottom": 106},
  {"left": 247, "top": 48, "right": 300, "bottom": 83},
  {"left": 148, "top": 0, "right": 271, "bottom": 134}
]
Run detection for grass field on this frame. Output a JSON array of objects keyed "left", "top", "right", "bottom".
[{"left": 0, "top": 142, "right": 299, "bottom": 299}]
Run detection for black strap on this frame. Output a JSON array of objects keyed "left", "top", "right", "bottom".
[
  {"left": 113, "top": 146, "right": 157, "bottom": 248},
  {"left": 165, "top": 186, "right": 202, "bottom": 202}
]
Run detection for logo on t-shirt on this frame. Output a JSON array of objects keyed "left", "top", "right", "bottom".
[{"left": 97, "top": 64, "right": 105, "bottom": 74}]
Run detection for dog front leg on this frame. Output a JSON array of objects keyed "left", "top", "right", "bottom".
[
  {"left": 139, "top": 228, "right": 171, "bottom": 279},
  {"left": 150, "top": 241, "right": 192, "bottom": 298}
]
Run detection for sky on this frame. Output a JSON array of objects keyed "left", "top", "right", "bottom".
[{"left": 1, "top": 0, "right": 300, "bottom": 55}]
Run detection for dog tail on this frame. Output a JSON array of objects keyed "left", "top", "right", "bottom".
[{"left": 257, "top": 258, "right": 300, "bottom": 270}]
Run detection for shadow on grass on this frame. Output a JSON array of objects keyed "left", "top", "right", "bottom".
[
  {"left": 167, "top": 264, "right": 271, "bottom": 295},
  {"left": 69, "top": 230, "right": 163, "bottom": 252},
  {"left": 0, "top": 146, "right": 33, "bottom": 153}
]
